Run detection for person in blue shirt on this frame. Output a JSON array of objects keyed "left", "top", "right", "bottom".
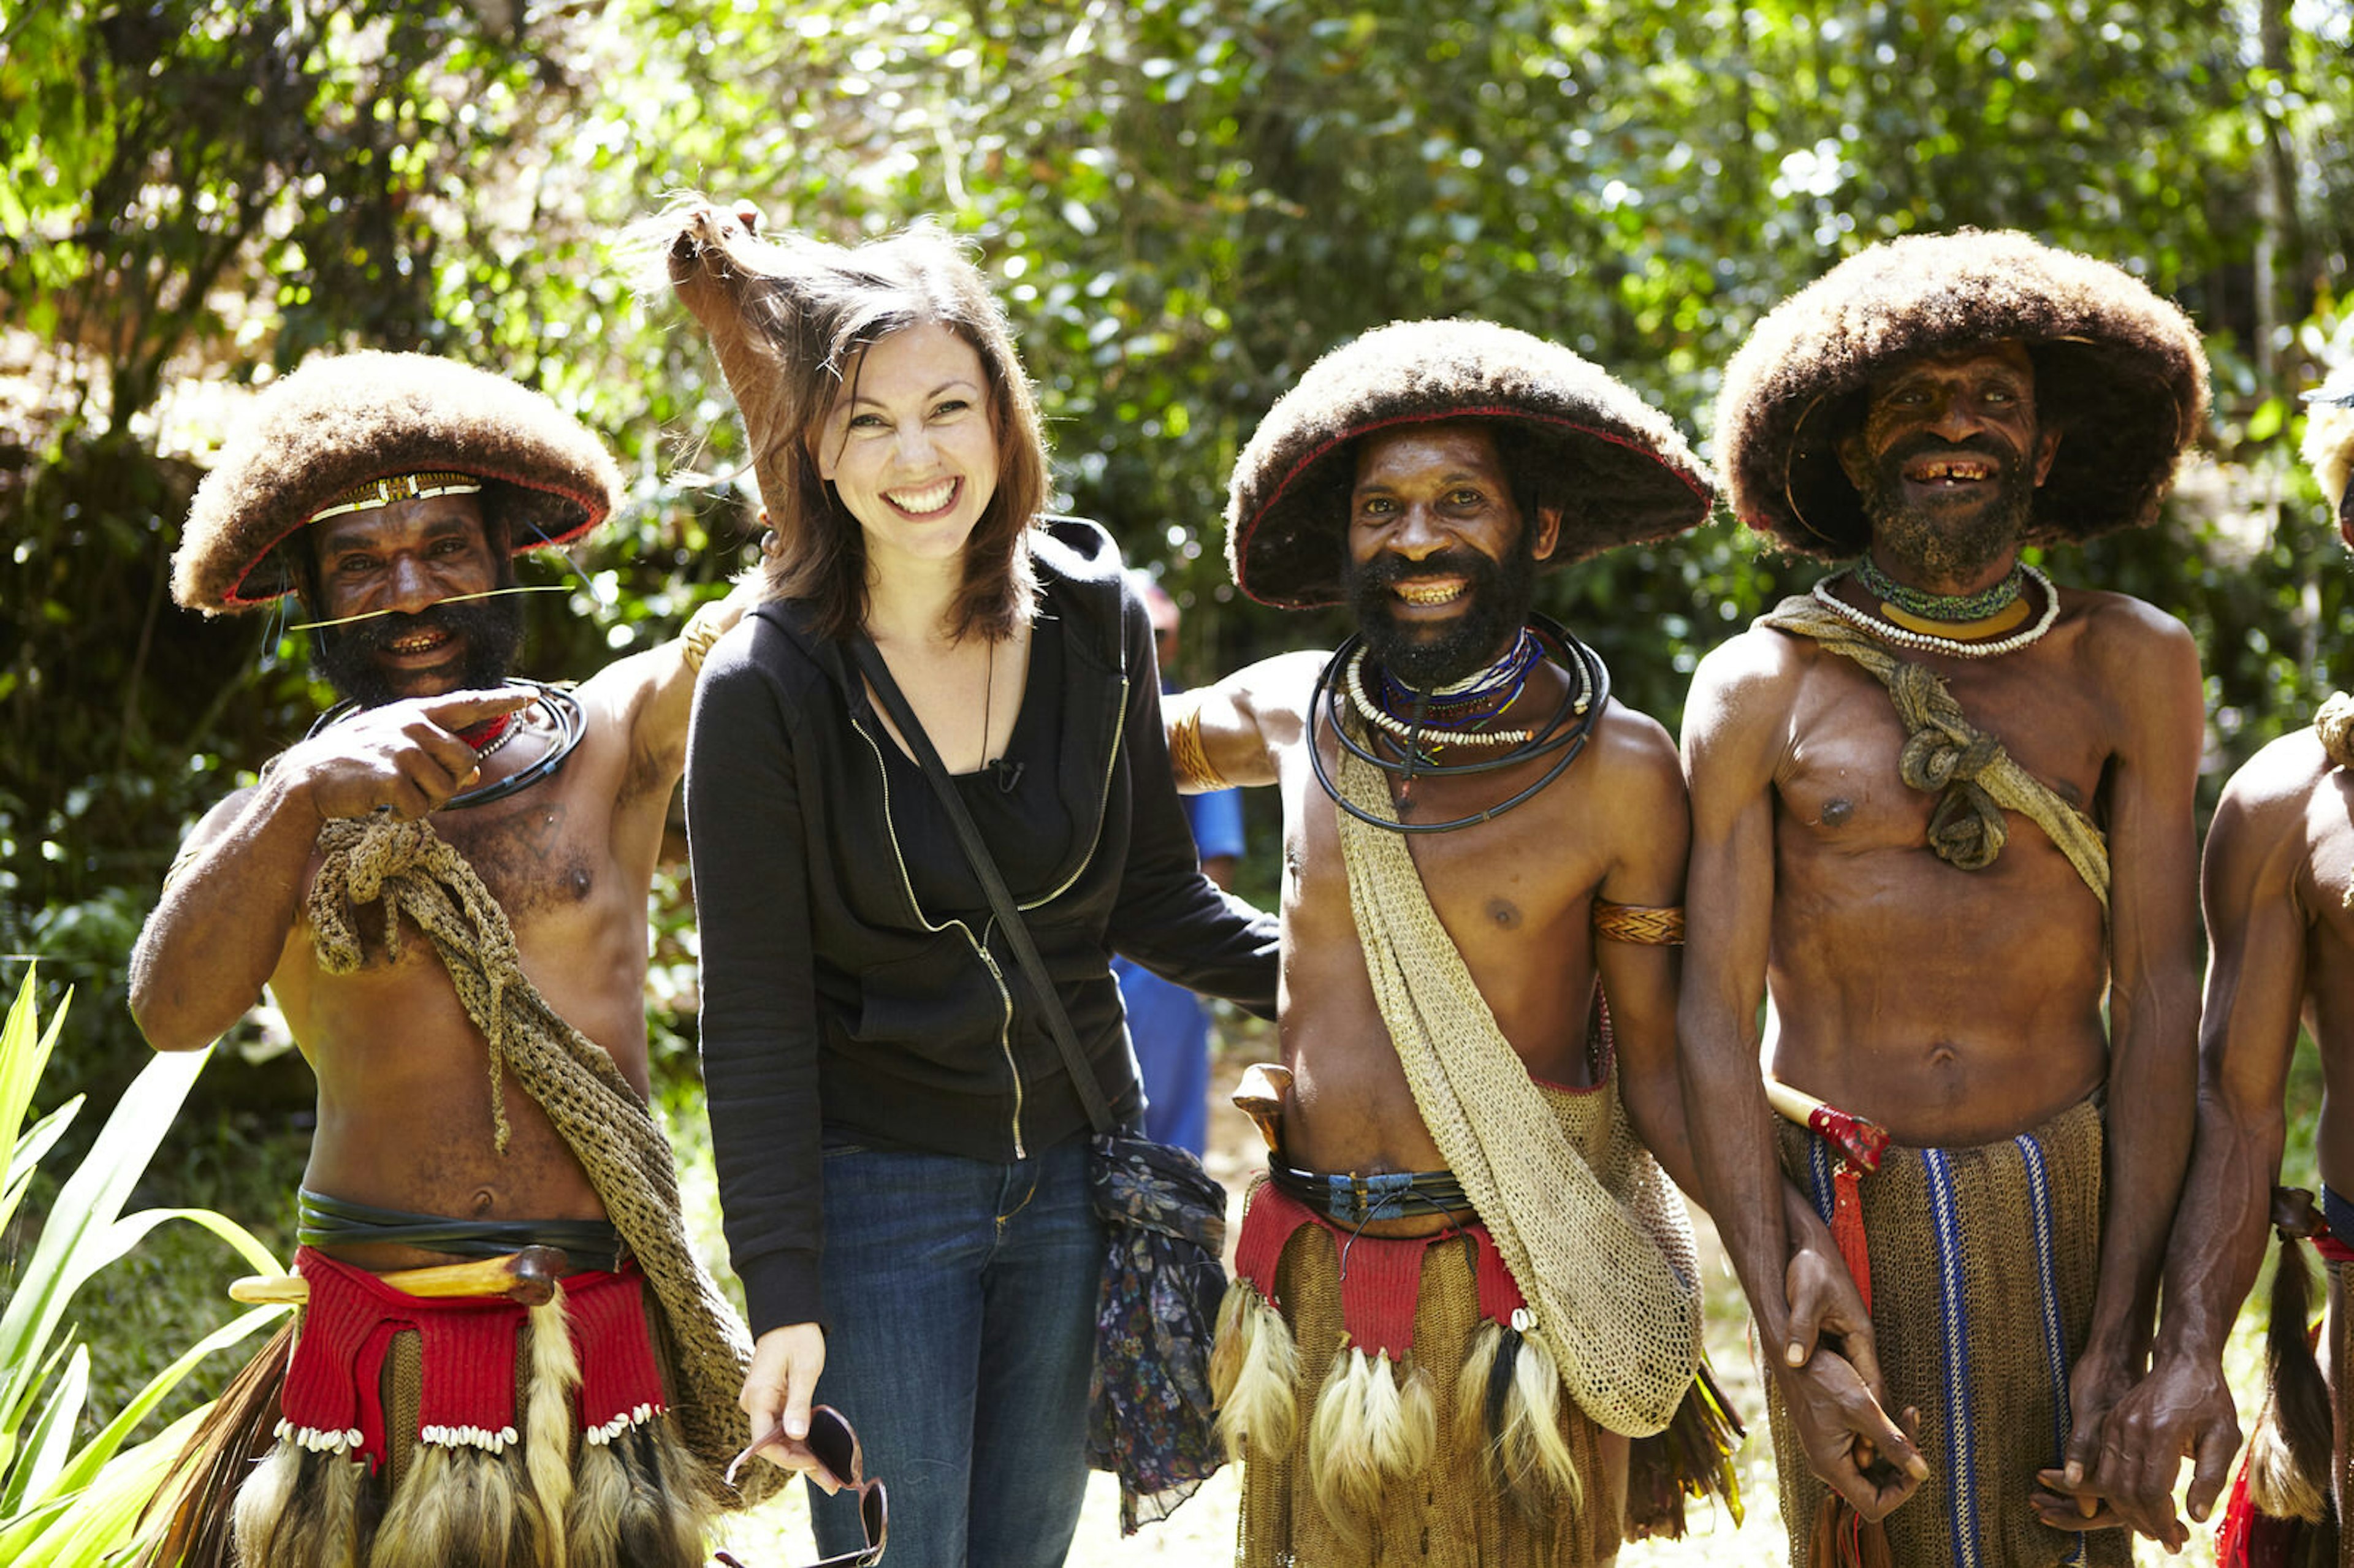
[{"left": 1114, "top": 571, "right": 1248, "bottom": 1156}]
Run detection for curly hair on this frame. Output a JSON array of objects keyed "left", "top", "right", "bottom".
[
  {"left": 173, "top": 351, "right": 619, "bottom": 614},
  {"left": 1715, "top": 230, "right": 2208, "bottom": 559},
  {"left": 1224, "top": 318, "right": 1714, "bottom": 609}
]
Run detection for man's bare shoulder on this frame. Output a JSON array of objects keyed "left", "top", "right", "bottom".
[
  {"left": 1684, "top": 622, "right": 1815, "bottom": 733},
  {"left": 1583, "top": 698, "right": 1685, "bottom": 801},
  {"left": 2213, "top": 726, "right": 2334, "bottom": 854},
  {"left": 1225, "top": 647, "right": 1328, "bottom": 747},
  {"left": 2065, "top": 586, "right": 2198, "bottom": 668},
  {"left": 552, "top": 657, "right": 676, "bottom": 804},
  {"left": 572, "top": 650, "right": 661, "bottom": 734},
  {"left": 1552, "top": 697, "right": 1688, "bottom": 856}
]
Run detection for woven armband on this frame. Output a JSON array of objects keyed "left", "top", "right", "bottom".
[
  {"left": 160, "top": 834, "right": 205, "bottom": 896},
  {"left": 677, "top": 601, "right": 729, "bottom": 674},
  {"left": 1165, "top": 690, "right": 1231, "bottom": 793},
  {"left": 1593, "top": 900, "right": 1684, "bottom": 945}
]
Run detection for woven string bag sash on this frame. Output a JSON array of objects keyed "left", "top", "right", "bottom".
[
  {"left": 1759, "top": 596, "right": 2110, "bottom": 907},
  {"left": 305, "top": 813, "right": 775, "bottom": 1505},
  {"left": 1333, "top": 737, "right": 1701, "bottom": 1436}
]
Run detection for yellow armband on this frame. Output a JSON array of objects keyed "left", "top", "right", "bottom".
[{"left": 1165, "top": 689, "right": 1231, "bottom": 793}]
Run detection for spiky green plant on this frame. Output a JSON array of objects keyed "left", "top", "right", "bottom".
[{"left": 0, "top": 969, "right": 287, "bottom": 1564}]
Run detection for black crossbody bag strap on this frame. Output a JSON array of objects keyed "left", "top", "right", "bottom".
[{"left": 848, "top": 635, "right": 1120, "bottom": 1137}]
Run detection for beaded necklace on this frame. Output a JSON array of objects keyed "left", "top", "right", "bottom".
[
  {"left": 1809, "top": 563, "right": 2062, "bottom": 660},
  {"left": 1355, "top": 640, "right": 1591, "bottom": 753},
  {"left": 307, "top": 679, "right": 585, "bottom": 809},
  {"left": 461, "top": 712, "right": 520, "bottom": 761},
  {"left": 1854, "top": 558, "right": 2025, "bottom": 623},
  {"left": 1355, "top": 629, "right": 1548, "bottom": 742},
  {"left": 1310, "top": 615, "right": 1612, "bottom": 835}
]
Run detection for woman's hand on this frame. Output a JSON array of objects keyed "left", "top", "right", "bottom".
[{"left": 739, "top": 1322, "right": 829, "bottom": 1476}]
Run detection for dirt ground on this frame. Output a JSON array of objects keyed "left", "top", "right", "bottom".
[{"left": 706, "top": 1026, "right": 2223, "bottom": 1567}]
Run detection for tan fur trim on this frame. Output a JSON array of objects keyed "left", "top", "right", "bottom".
[
  {"left": 569, "top": 1440, "right": 635, "bottom": 1568},
  {"left": 2246, "top": 1403, "right": 2331, "bottom": 1523},
  {"left": 231, "top": 1444, "right": 346, "bottom": 1568},
  {"left": 1504, "top": 1329, "right": 1584, "bottom": 1515},
  {"left": 1226, "top": 318, "right": 1715, "bottom": 608},
  {"left": 368, "top": 1445, "right": 531, "bottom": 1568},
  {"left": 226, "top": 1442, "right": 299, "bottom": 1563},
  {"left": 2301, "top": 389, "right": 2354, "bottom": 514},
  {"left": 174, "top": 351, "right": 622, "bottom": 614},
  {"left": 586, "top": 1424, "right": 710, "bottom": 1567},
  {"left": 1306, "top": 1346, "right": 1437, "bottom": 1543},
  {"left": 1455, "top": 1322, "right": 1586, "bottom": 1524},
  {"left": 525, "top": 1284, "right": 581, "bottom": 1564},
  {"left": 1717, "top": 229, "right": 2209, "bottom": 558},
  {"left": 1213, "top": 1280, "right": 1300, "bottom": 1464}
]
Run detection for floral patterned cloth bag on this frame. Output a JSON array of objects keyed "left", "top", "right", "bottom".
[{"left": 1086, "top": 1131, "right": 1229, "bottom": 1531}]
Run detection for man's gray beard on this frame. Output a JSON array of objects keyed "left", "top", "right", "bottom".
[{"left": 1861, "top": 463, "right": 2036, "bottom": 586}]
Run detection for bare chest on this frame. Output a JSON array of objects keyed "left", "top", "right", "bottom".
[
  {"left": 300, "top": 789, "right": 623, "bottom": 974},
  {"left": 1278, "top": 740, "right": 1605, "bottom": 957},
  {"left": 2303, "top": 783, "right": 2354, "bottom": 953},
  {"left": 1777, "top": 655, "right": 2112, "bottom": 853}
]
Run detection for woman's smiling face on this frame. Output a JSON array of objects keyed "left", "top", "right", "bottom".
[{"left": 817, "top": 320, "right": 1001, "bottom": 570}]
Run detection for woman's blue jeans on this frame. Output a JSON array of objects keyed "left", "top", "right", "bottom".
[{"left": 808, "top": 1133, "right": 1103, "bottom": 1568}]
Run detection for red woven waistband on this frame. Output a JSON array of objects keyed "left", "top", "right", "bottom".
[
  {"left": 1234, "top": 1181, "right": 1525, "bottom": 1360},
  {"left": 278, "top": 1246, "right": 667, "bottom": 1468}
]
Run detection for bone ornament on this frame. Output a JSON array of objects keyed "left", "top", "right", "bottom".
[
  {"left": 1233, "top": 1061, "right": 1293, "bottom": 1152},
  {"left": 229, "top": 1245, "right": 570, "bottom": 1307}
]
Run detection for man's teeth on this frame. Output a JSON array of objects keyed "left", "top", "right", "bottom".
[
  {"left": 888, "top": 479, "right": 956, "bottom": 513},
  {"left": 1395, "top": 581, "right": 1465, "bottom": 605},
  {"left": 1914, "top": 459, "right": 1992, "bottom": 481},
  {"left": 389, "top": 632, "right": 446, "bottom": 653}
]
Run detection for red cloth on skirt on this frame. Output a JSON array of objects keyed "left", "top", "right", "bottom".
[
  {"left": 1233, "top": 1181, "right": 1526, "bottom": 1361},
  {"left": 278, "top": 1246, "right": 669, "bottom": 1471}
]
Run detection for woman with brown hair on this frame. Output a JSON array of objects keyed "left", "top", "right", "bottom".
[{"left": 658, "top": 203, "right": 1277, "bottom": 1567}]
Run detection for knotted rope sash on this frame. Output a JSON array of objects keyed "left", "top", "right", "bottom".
[
  {"left": 2315, "top": 697, "right": 2354, "bottom": 925},
  {"left": 1759, "top": 596, "right": 2111, "bottom": 908},
  {"left": 1333, "top": 737, "right": 1702, "bottom": 1437},
  {"left": 2318, "top": 692, "right": 2354, "bottom": 773},
  {"left": 305, "top": 813, "right": 777, "bottom": 1506}
]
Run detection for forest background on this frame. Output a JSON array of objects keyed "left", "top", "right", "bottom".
[{"left": 4, "top": 0, "right": 2354, "bottom": 1557}]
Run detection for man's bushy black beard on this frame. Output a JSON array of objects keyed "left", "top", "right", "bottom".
[
  {"left": 1858, "top": 432, "right": 2038, "bottom": 585},
  {"left": 310, "top": 595, "right": 525, "bottom": 708},
  {"left": 1345, "top": 534, "right": 1538, "bottom": 692}
]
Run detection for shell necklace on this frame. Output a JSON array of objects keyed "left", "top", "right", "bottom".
[{"left": 1809, "top": 562, "right": 2062, "bottom": 658}]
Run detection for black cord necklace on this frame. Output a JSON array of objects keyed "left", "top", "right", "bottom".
[
  {"left": 1308, "top": 613, "right": 1610, "bottom": 835},
  {"left": 305, "top": 677, "right": 586, "bottom": 810}
]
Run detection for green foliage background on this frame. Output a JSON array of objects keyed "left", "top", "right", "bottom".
[{"left": 6, "top": 0, "right": 2354, "bottom": 1105}]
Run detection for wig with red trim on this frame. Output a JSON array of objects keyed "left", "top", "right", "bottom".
[
  {"left": 1224, "top": 319, "right": 1715, "bottom": 609},
  {"left": 1715, "top": 230, "right": 2208, "bottom": 560},
  {"left": 173, "top": 351, "right": 622, "bottom": 614}
]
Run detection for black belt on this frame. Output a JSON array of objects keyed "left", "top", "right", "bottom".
[
  {"left": 1265, "top": 1159, "right": 1477, "bottom": 1228},
  {"left": 296, "top": 1188, "right": 628, "bottom": 1273}
]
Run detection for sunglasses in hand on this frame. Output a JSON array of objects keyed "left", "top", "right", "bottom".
[{"left": 717, "top": 1404, "right": 888, "bottom": 1568}]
